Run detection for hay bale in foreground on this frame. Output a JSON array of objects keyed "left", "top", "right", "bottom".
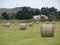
[
  {"left": 20, "top": 23, "right": 27, "bottom": 30},
  {"left": 41, "top": 24, "right": 55, "bottom": 37}
]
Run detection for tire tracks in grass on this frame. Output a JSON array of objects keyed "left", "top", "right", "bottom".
[{"left": 10, "top": 38, "right": 35, "bottom": 45}]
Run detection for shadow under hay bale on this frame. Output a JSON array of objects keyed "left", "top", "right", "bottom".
[
  {"left": 20, "top": 23, "right": 27, "bottom": 30},
  {"left": 41, "top": 24, "right": 55, "bottom": 37}
]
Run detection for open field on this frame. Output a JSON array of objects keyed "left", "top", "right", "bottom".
[{"left": 0, "top": 20, "right": 60, "bottom": 45}]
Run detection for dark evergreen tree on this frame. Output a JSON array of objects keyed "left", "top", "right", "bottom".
[{"left": 1, "top": 12, "right": 8, "bottom": 20}]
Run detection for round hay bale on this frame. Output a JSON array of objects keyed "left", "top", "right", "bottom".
[
  {"left": 2, "top": 23, "right": 11, "bottom": 27},
  {"left": 5, "top": 23, "right": 11, "bottom": 27},
  {"left": 29, "top": 22, "right": 33, "bottom": 26},
  {"left": 20, "top": 23, "right": 27, "bottom": 30},
  {"left": 52, "top": 21, "right": 55, "bottom": 24},
  {"left": 46, "top": 21, "right": 49, "bottom": 24},
  {"left": 41, "top": 24, "right": 55, "bottom": 37},
  {"left": 33, "top": 16, "right": 38, "bottom": 22}
]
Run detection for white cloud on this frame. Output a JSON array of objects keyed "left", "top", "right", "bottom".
[{"left": 0, "top": 0, "right": 60, "bottom": 10}]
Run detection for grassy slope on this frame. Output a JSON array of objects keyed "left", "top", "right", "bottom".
[{"left": 0, "top": 21, "right": 60, "bottom": 45}]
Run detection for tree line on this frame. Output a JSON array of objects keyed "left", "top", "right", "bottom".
[{"left": 1, "top": 7, "right": 60, "bottom": 20}]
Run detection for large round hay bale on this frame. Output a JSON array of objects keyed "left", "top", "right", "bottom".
[
  {"left": 20, "top": 23, "right": 27, "bottom": 30},
  {"left": 41, "top": 24, "right": 55, "bottom": 37}
]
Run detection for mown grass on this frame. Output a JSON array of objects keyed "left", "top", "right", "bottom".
[{"left": 0, "top": 21, "right": 60, "bottom": 45}]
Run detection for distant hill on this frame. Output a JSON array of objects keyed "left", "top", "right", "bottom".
[{"left": 0, "top": 7, "right": 36, "bottom": 15}]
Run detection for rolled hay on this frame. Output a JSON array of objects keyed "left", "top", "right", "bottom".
[
  {"left": 20, "top": 23, "right": 27, "bottom": 30},
  {"left": 5, "top": 23, "right": 11, "bottom": 27},
  {"left": 46, "top": 21, "right": 49, "bottom": 24},
  {"left": 29, "top": 22, "right": 33, "bottom": 26},
  {"left": 2, "top": 23, "right": 11, "bottom": 27},
  {"left": 33, "top": 16, "right": 38, "bottom": 22},
  {"left": 52, "top": 21, "right": 55, "bottom": 24},
  {"left": 33, "top": 16, "right": 40, "bottom": 22},
  {"left": 41, "top": 24, "right": 55, "bottom": 37}
]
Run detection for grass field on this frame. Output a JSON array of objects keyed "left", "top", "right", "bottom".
[{"left": 0, "top": 21, "right": 60, "bottom": 45}]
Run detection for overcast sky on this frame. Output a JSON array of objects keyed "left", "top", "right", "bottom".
[{"left": 0, "top": 0, "right": 60, "bottom": 10}]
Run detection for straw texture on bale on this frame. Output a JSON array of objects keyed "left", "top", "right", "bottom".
[
  {"left": 41, "top": 24, "right": 55, "bottom": 37},
  {"left": 20, "top": 23, "right": 27, "bottom": 30}
]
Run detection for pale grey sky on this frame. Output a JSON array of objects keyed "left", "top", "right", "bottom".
[{"left": 0, "top": 0, "right": 60, "bottom": 10}]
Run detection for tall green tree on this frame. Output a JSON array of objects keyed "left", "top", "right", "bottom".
[
  {"left": 34, "top": 9, "right": 40, "bottom": 15},
  {"left": 48, "top": 7, "right": 57, "bottom": 19},
  {"left": 56, "top": 11, "right": 60, "bottom": 20},
  {"left": 15, "top": 7, "right": 33, "bottom": 20},
  {"left": 48, "top": 7, "right": 57, "bottom": 13},
  {"left": 41, "top": 7, "right": 49, "bottom": 16},
  {"left": 15, "top": 10, "right": 22, "bottom": 19},
  {"left": 1, "top": 12, "right": 8, "bottom": 20},
  {"left": 22, "top": 7, "right": 32, "bottom": 19},
  {"left": 8, "top": 13, "right": 16, "bottom": 19},
  {"left": 31, "top": 10, "right": 35, "bottom": 15}
]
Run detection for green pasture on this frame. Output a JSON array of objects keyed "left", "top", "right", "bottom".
[{"left": 0, "top": 20, "right": 60, "bottom": 45}]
